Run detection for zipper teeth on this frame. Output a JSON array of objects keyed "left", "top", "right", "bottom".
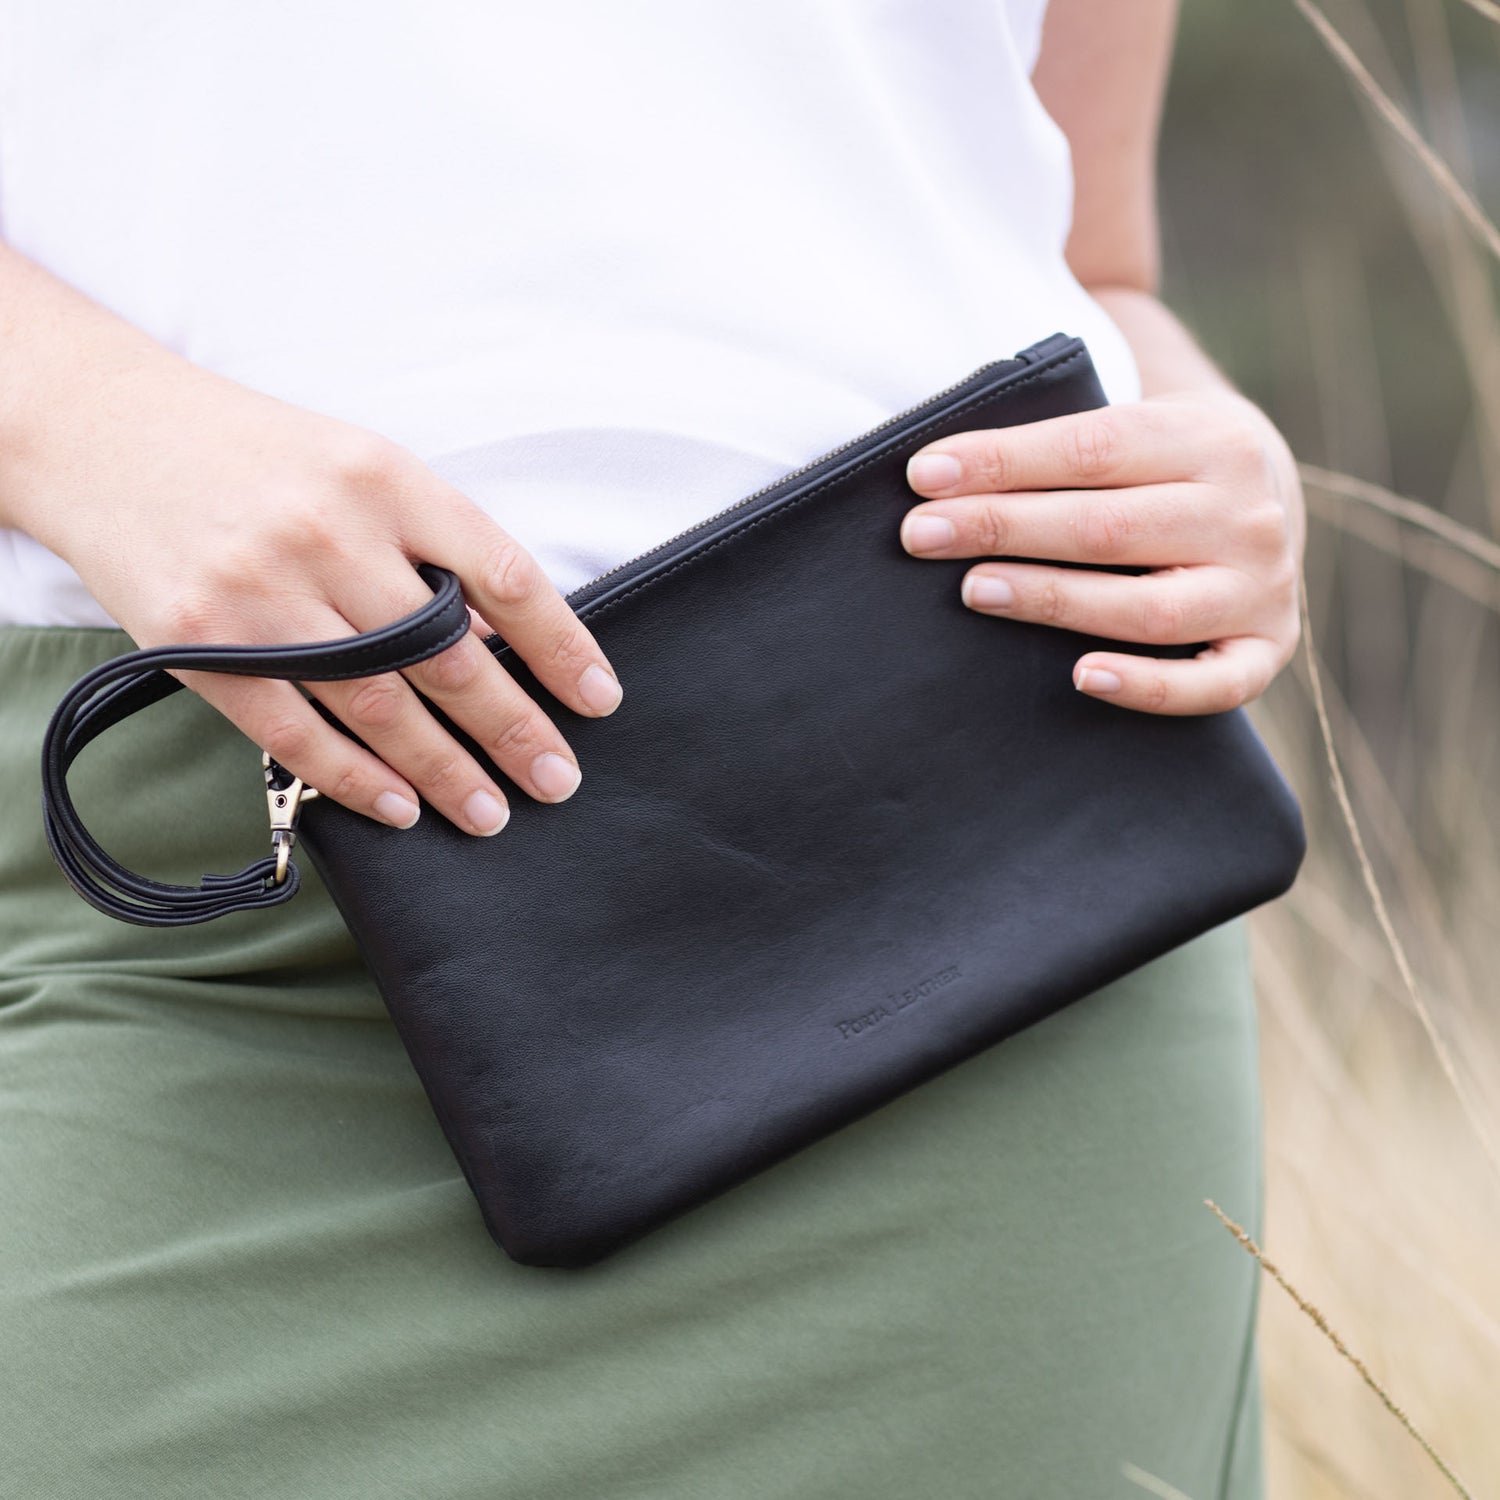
[{"left": 566, "top": 358, "right": 1017, "bottom": 602}]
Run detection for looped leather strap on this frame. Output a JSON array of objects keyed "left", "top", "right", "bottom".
[{"left": 41, "top": 564, "right": 471, "bottom": 927}]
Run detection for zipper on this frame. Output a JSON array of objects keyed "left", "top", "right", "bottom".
[{"left": 495, "top": 333, "right": 1074, "bottom": 629}]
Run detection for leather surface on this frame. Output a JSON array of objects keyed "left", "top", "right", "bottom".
[{"left": 294, "top": 338, "right": 1307, "bottom": 1267}]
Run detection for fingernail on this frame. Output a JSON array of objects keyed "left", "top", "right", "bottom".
[
  {"left": 531, "top": 752, "right": 582, "bottom": 801},
  {"left": 373, "top": 791, "right": 421, "bottom": 829},
  {"left": 902, "top": 514, "right": 957, "bottom": 553},
  {"left": 578, "top": 663, "right": 623, "bottom": 714},
  {"left": 965, "top": 575, "right": 1014, "bottom": 609},
  {"left": 1076, "top": 667, "right": 1123, "bottom": 694},
  {"left": 907, "top": 453, "right": 963, "bottom": 491},
  {"left": 463, "top": 788, "right": 510, "bottom": 835}
]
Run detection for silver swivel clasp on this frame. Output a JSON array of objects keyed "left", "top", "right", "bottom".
[{"left": 263, "top": 751, "right": 321, "bottom": 885}]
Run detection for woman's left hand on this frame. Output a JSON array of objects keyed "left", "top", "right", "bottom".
[{"left": 900, "top": 391, "right": 1304, "bottom": 715}]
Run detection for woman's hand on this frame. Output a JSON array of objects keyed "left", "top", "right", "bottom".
[
  {"left": 899, "top": 390, "right": 1304, "bottom": 715},
  {"left": 12, "top": 344, "right": 623, "bottom": 837}
]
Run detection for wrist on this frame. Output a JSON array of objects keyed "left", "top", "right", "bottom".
[
  {"left": 0, "top": 336, "right": 207, "bottom": 557},
  {"left": 0, "top": 241, "right": 193, "bottom": 543}
]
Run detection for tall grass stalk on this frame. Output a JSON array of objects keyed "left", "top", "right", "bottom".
[
  {"left": 1207, "top": 1201, "right": 1476, "bottom": 1498},
  {"left": 1209, "top": 0, "right": 1500, "bottom": 1492}
]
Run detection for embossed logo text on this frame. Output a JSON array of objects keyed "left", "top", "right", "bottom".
[{"left": 835, "top": 963, "right": 962, "bottom": 1039}]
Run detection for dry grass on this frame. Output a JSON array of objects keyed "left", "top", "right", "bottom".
[{"left": 1227, "top": 1, "right": 1500, "bottom": 1492}]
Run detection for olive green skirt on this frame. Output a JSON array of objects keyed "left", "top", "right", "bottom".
[{"left": 0, "top": 625, "right": 1266, "bottom": 1499}]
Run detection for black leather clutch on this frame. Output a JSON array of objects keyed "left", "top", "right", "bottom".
[{"left": 42, "top": 334, "right": 1306, "bottom": 1267}]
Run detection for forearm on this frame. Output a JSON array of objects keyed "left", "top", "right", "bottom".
[{"left": 0, "top": 239, "right": 202, "bottom": 539}]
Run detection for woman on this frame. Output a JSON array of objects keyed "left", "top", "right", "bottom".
[{"left": 0, "top": 1, "right": 1302, "bottom": 1495}]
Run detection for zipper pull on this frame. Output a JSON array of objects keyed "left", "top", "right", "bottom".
[{"left": 1013, "top": 332, "right": 1076, "bottom": 365}]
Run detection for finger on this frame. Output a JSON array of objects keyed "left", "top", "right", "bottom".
[
  {"left": 906, "top": 402, "right": 1203, "bottom": 499},
  {"left": 959, "top": 562, "right": 1256, "bottom": 647},
  {"left": 337, "top": 563, "right": 586, "bottom": 808},
  {"left": 306, "top": 663, "right": 518, "bottom": 835},
  {"left": 180, "top": 665, "right": 423, "bottom": 830},
  {"left": 1070, "top": 635, "right": 1281, "bottom": 717},
  {"left": 901, "top": 482, "right": 1221, "bottom": 568},
  {"left": 407, "top": 495, "right": 624, "bottom": 718}
]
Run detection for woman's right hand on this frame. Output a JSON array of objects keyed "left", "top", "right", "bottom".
[{"left": 3, "top": 250, "right": 623, "bottom": 837}]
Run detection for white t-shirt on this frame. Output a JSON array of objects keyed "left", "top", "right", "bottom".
[{"left": 0, "top": 0, "right": 1139, "bottom": 627}]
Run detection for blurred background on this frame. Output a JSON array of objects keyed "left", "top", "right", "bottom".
[{"left": 1159, "top": 0, "right": 1500, "bottom": 1493}]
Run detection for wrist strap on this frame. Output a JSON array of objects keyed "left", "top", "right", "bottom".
[{"left": 41, "top": 564, "right": 470, "bottom": 927}]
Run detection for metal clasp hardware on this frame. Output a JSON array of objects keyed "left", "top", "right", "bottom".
[{"left": 263, "top": 751, "right": 321, "bottom": 885}]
